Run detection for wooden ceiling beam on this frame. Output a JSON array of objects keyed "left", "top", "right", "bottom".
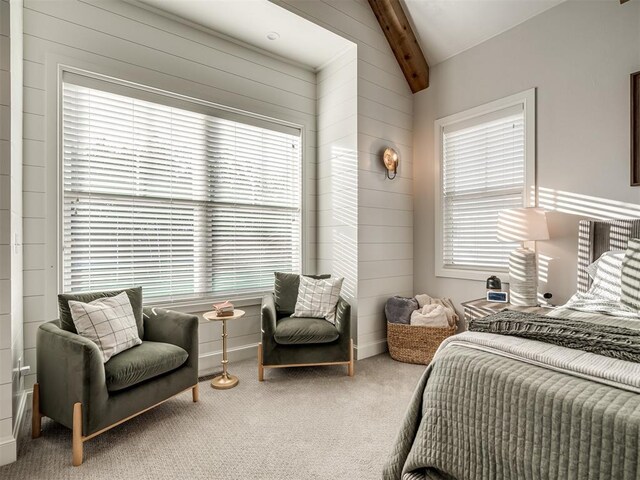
[{"left": 367, "top": 0, "right": 429, "bottom": 93}]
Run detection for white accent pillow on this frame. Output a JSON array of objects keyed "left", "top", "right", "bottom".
[
  {"left": 586, "top": 250, "right": 625, "bottom": 279},
  {"left": 69, "top": 291, "right": 142, "bottom": 362},
  {"left": 621, "top": 238, "right": 640, "bottom": 311},
  {"left": 292, "top": 276, "right": 344, "bottom": 324},
  {"left": 587, "top": 251, "right": 625, "bottom": 301}
]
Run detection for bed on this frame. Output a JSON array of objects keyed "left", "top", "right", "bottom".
[{"left": 383, "top": 220, "right": 640, "bottom": 480}]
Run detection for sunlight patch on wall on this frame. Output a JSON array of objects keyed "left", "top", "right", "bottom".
[
  {"left": 537, "top": 253, "right": 551, "bottom": 285},
  {"left": 331, "top": 145, "right": 358, "bottom": 300},
  {"left": 537, "top": 187, "right": 640, "bottom": 297},
  {"left": 536, "top": 253, "right": 553, "bottom": 305},
  {"left": 538, "top": 187, "right": 640, "bottom": 220}
]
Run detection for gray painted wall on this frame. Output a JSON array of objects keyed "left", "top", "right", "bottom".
[{"left": 413, "top": 1, "right": 640, "bottom": 313}]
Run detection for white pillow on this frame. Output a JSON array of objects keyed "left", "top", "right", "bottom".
[
  {"left": 587, "top": 251, "right": 625, "bottom": 301},
  {"left": 69, "top": 291, "right": 142, "bottom": 362},
  {"left": 586, "top": 250, "right": 625, "bottom": 279},
  {"left": 621, "top": 238, "right": 640, "bottom": 311},
  {"left": 291, "top": 276, "right": 344, "bottom": 324}
]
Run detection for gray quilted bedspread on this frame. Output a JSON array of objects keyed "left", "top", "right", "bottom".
[{"left": 383, "top": 344, "right": 640, "bottom": 480}]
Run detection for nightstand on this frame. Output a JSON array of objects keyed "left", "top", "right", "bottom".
[{"left": 461, "top": 298, "right": 552, "bottom": 324}]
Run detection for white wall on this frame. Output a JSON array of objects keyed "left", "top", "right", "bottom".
[
  {"left": 9, "top": 0, "right": 23, "bottom": 449},
  {"left": 414, "top": 1, "right": 640, "bottom": 313},
  {"left": 316, "top": 46, "right": 358, "bottom": 328},
  {"left": 273, "top": 0, "right": 414, "bottom": 358},
  {"left": 0, "top": 0, "right": 24, "bottom": 467},
  {"left": 0, "top": 0, "right": 13, "bottom": 465},
  {"left": 21, "top": 0, "right": 318, "bottom": 384}
]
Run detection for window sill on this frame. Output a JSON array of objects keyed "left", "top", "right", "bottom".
[
  {"left": 146, "top": 293, "right": 267, "bottom": 315},
  {"left": 435, "top": 266, "right": 510, "bottom": 283}
]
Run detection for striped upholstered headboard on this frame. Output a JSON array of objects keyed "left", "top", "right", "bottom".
[{"left": 577, "top": 219, "right": 640, "bottom": 293}]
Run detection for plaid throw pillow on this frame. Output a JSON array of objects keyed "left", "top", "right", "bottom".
[
  {"left": 273, "top": 272, "right": 331, "bottom": 315},
  {"left": 69, "top": 291, "right": 142, "bottom": 362},
  {"left": 292, "top": 276, "right": 344, "bottom": 324},
  {"left": 621, "top": 238, "right": 640, "bottom": 311}
]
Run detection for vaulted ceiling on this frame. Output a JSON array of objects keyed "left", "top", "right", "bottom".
[
  {"left": 402, "top": 0, "right": 565, "bottom": 65},
  {"left": 138, "top": 0, "right": 568, "bottom": 71}
]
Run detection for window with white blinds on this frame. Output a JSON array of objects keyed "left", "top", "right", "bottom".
[
  {"left": 62, "top": 73, "right": 302, "bottom": 303},
  {"left": 436, "top": 91, "right": 535, "bottom": 279}
]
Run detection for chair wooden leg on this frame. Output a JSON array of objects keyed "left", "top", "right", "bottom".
[
  {"left": 72, "top": 403, "right": 83, "bottom": 466},
  {"left": 32, "top": 383, "right": 41, "bottom": 439},
  {"left": 348, "top": 339, "right": 354, "bottom": 377},
  {"left": 258, "top": 342, "right": 264, "bottom": 382},
  {"left": 192, "top": 384, "right": 199, "bottom": 402}
]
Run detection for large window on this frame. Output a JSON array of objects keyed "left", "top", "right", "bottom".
[
  {"left": 435, "top": 89, "right": 535, "bottom": 280},
  {"left": 62, "top": 72, "right": 302, "bottom": 303}
]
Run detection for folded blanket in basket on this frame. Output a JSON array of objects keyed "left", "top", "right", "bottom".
[
  {"left": 385, "top": 296, "right": 419, "bottom": 324},
  {"left": 410, "top": 304, "right": 449, "bottom": 327},
  {"left": 414, "top": 294, "right": 458, "bottom": 327},
  {"left": 469, "top": 309, "right": 640, "bottom": 363}
]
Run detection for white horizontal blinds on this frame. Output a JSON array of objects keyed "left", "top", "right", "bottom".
[
  {"left": 209, "top": 120, "right": 301, "bottom": 294},
  {"left": 62, "top": 78, "right": 301, "bottom": 302},
  {"left": 442, "top": 105, "right": 524, "bottom": 271}
]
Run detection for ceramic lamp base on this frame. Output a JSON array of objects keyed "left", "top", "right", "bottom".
[{"left": 508, "top": 247, "right": 538, "bottom": 307}]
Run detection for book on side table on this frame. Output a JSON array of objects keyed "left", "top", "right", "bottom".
[{"left": 212, "top": 300, "right": 234, "bottom": 317}]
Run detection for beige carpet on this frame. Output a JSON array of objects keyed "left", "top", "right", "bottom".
[{"left": 0, "top": 353, "right": 424, "bottom": 480}]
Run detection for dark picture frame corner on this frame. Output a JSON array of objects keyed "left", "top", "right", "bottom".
[{"left": 631, "top": 70, "right": 640, "bottom": 186}]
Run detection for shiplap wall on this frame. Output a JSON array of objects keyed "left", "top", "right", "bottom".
[
  {"left": 9, "top": 0, "right": 23, "bottom": 447},
  {"left": 272, "top": 0, "right": 414, "bottom": 357},
  {"left": 0, "top": 0, "right": 13, "bottom": 463},
  {"left": 20, "top": 0, "right": 415, "bottom": 391},
  {"left": 21, "top": 0, "right": 317, "bottom": 385},
  {"left": 316, "top": 46, "right": 358, "bottom": 327},
  {"left": 0, "top": 0, "right": 24, "bottom": 466}
]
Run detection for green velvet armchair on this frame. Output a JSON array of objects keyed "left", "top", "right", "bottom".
[
  {"left": 32, "top": 289, "right": 199, "bottom": 466},
  {"left": 258, "top": 276, "right": 353, "bottom": 380}
]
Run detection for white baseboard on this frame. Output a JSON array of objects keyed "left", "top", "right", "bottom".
[
  {"left": 197, "top": 339, "right": 388, "bottom": 375},
  {"left": 198, "top": 343, "right": 259, "bottom": 377},
  {"left": 0, "top": 388, "right": 29, "bottom": 466},
  {"left": 354, "top": 338, "right": 388, "bottom": 360},
  {"left": 0, "top": 435, "right": 16, "bottom": 466},
  {"left": 13, "top": 389, "right": 28, "bottom": 441}
]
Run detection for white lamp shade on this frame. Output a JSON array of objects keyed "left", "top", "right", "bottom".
[{"left": 497, "top": 207, "right": 549, "bottom": 242}]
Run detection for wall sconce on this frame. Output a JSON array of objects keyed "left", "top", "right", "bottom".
[{"left": 383, "top": 147, "right": 398, "bottom": 180}]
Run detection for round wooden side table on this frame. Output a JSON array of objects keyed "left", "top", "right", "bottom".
[{"left": 203, "top": 309, "right": 245, "bottom": 390}]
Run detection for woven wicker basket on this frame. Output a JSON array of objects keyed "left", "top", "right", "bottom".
[{"left": 387, "top": 322, "right": 457, "bottom": 365}]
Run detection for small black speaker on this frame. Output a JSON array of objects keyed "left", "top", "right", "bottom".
[{"left": 486, "top": 275, "right": 502, "bottom": 290}]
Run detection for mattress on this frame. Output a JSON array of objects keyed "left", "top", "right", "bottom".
[{"left": 383, "top": 329, "right": 640, "bottom": 480}]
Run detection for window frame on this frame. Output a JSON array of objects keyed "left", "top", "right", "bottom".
[
  {"left": 57, "top": 66, "right": 306, "bottom": 309},
  {"left": 434, "top": 88, "right": 536, "bottom": 282}
]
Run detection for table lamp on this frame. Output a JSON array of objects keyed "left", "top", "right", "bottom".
[{"left": 496, "top": 207, "right": 549, "bottom": 306}]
